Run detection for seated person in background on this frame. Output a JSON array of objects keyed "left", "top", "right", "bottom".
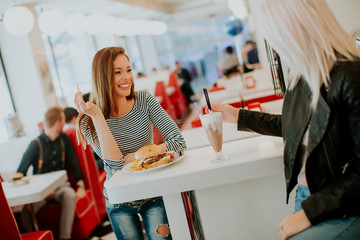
[
  {"left": 64, "top": 107, "right": 78, "bottom": 130},
  {"left": 242, "top": 41, "right": 261, "bottom": 73},
  {"left": 64, "top": 106, "right": 104, "bottom": 171},
  {"left": 175, "top": 61, "right": 196, "bottom": 105},
  {"left": 16, "top": 106, "right": 86, "bottom": 240},
  {"left": 217, "top": 46, "right": 240, "bottom": 77}
]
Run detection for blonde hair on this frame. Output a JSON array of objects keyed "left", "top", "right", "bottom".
[
  {"left": 44, "top": 106, "right": 63, "bottom": 129},
  {"left": 76, "top": 47, "right": 135, "bottom": 148},
  {"left": 259, "top": 0, "right": 360, "bottom": 108}
]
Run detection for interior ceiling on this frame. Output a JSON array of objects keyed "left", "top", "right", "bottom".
[{"left": 10, "top": 0, "right": 233, "bottom": 29}]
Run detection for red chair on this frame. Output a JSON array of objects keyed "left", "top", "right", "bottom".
[
  {"left": 154, "top": 81, "right": 177, "bottom": 121},
  {"left": 64, "top": 128, "right": 107, "bottom": 221},
  {"left": 0, "top": 183, "right": 54, "bottom": 240},
  {"left": 37, "top": 122, "right": 44, "bottom": 133},
  {"left": 244, "top": 75, "right": 256, "bottom": 89},
  {"left": 35, "top": 128, "right": 104, "bottom": 239},
  {"left": 208, "top": 86, "right": 226, "bottom": 92},
  {"left": 247, "top": 102, "right": 263, "bottom": 112},
  {"left": 190, "top": 118, "right": 202, "bottom": 128},
  {"left": 168, "top": 72, "right": 187, "bottom": 118}
]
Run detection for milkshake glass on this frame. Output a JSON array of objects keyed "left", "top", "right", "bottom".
[{"left": 199, "top": 112, "right": 229, "bottom": 162}]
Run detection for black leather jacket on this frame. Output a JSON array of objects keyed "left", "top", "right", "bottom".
[{"left": 237, "top": 61, "right": 360, "bottom": 225}]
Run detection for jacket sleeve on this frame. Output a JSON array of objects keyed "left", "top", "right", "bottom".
[
  {"left": 17, "top": 140, "right": 38, "bottom": 176},
  {"left": 237, "top": 109, "right": 282, "bottom": 137},
  {"left": 63, "top": 134, "right": 84, "bottom": 182},
  {"left": 146, "top": 92, "right": 187, "bottom": 153},
  {"left": 301, "top": 66, "right": 360, "bottom": 224}
]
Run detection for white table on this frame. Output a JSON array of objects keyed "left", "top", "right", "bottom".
[
  {"left": 105, "top": 136, "right": 293, "bottom": 240},
  {"left": 2, "top": 170, "right": 68, "bottom": 231},
  {"left": 2, "top": 170, "right": 68, "bottom": 206}
]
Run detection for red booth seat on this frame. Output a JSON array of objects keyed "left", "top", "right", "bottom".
[
  {"left": 168, "top": 72, "right": 187, "bottom": 118},
  {"left": 0, "top": 182, "right": 54, "bottom": 240}
]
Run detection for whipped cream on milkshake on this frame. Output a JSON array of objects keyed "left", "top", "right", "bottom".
[{"left": 199, "top": 112, "right": 223, "bottom": 153}]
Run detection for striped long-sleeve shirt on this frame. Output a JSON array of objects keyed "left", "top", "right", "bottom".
[{"left": 81, "top": 91, "right": 187, "bottom": 200}]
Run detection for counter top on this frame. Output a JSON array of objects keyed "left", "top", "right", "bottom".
[{"left": 105, "top": 135, "right": 284, "bottom": 204}]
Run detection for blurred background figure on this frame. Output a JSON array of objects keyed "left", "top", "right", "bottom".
[
  {"left": 17, "top": 106, "right": 85, "bottom": 240},
  {"left": 175, "top": 61, "right": 197, "bottom": 106},
  {"left": 217, "top": 46, "right": 241, "bottom": 78},
  {"left": 64, "top": 107, "right": 78, "bottom": 130},
  {"left": 242, "top": 40, "right": 261, "bottom": 73}
]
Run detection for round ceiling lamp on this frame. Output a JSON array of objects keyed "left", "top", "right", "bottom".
[
  {"left": 3, "top": 6, "right": 35, "bottom": 36},
  {"left": 64, "top": 13, "right": 86, "bottom": 36},
  {"left": 228, "top": 0, "right": 248, "bottom": 20},
  {"left": 38, "top": 9, "right": 65, "bottom": 36},
  {"left": 85, "top": 14, "right": 104, "bottom": 35}
]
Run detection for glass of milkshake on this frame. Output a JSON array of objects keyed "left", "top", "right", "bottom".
[{"left": 199, "top": 112, "right": 229, "bottom": 162}]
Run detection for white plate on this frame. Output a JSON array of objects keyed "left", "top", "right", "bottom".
[{"left": 122, "top": 151, "right": 185, "bottom": 174}]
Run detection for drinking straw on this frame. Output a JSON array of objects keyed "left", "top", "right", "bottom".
[
  {"left": 77, "top": 85, "right": 80, "bottom": 92},
  {"left": 203, "top": 88, "right": 212, "bottom": 112},
  {"left": 240, "top": 93, "right": 245, "bottom": 109},
  {"left": 193, "top": 102, "right": 201, "bottom": 115}
]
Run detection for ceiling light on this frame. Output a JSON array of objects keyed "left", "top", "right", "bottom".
[
  {"left": 38, "top": 9, "right": 65, "bottom": 36},
  {"left": 3, "top": 6, "right": 34, "bottom": 36},
  {"left": 64, "top": 13, "right": 86, "bottom": 36}
]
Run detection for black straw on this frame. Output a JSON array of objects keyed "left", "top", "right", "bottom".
[{"left": 203, "top": 88, "right": 212, "bottom": 112}]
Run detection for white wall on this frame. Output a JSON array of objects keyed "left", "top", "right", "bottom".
[
  {"left": 0, "top": 25, "right": 47, "bottom": 136},
  {"left": 327, "top": 0, "right": 360, "bottom": 36}
]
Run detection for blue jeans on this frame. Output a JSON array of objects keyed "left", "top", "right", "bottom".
[
  {"left": 106, "top": 197, "right": 172, "bottom": 240},
  {"left": 289, "top": 185, "right": 360, "bottom": 240}
]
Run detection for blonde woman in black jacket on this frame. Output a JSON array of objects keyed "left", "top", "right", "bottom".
[{"left": 209, "top": 0, "right": 360, "bottom": 239}]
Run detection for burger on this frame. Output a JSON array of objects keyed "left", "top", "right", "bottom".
[
  {"left": 11, "top": 172, "right": 24, "bottom": 184},
  {"left": 128, "top": 144, "right": 174, "bottom": 172}
]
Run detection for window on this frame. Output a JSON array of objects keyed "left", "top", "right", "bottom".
[
  {"left": 44, "top": 33, "right": 97, "bottom": 106},
  {"left": 0, "top": 50, "right": 16, "bottom": 144}
]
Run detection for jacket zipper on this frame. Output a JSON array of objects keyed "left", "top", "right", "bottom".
[{"left": 322, "top": 141, "right": 335, "bottom": 178}]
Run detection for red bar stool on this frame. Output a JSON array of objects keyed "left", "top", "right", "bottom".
[
  {"left": 208, "top": 86, "right": 226, "bottom": 92},
  {"left": 191, "top": 118, "right": 202, "bottom": 128},
  {"left": 247, "top": 102, "right": 263, "bottom": 112}
]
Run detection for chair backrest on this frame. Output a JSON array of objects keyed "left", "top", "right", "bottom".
[
  {"left": 64, "top": 128, "right": 107, "bottom": 220},
  {"left": 168, "top": 72, "right": 182, "bottom": 98},
  {"left": 0, "top": 183, "right": 22, "bottom": 240},
  {"left": 154, "top": 81, "right": 170, "bottom": 110}
]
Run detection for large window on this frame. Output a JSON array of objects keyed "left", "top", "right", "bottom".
[
  {"left": 154, "top": 15, "right": 240, "bottom": 85},
  {"left": 0, "top": 50, "right": 16, "bottom": 144},
  {"left": 44, "top": 34, "right": 144, "bottom": 106},
  {"left": 44, "top": 34, "right": 97, "bottom": 106}
]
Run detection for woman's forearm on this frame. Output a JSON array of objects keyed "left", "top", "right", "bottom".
[{"left": 91, "top": 113, "right": 122, "bottom": 160}]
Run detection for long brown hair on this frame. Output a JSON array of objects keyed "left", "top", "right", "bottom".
[{"left": 76, "top": 47, "right": 135, "bottom": 148}]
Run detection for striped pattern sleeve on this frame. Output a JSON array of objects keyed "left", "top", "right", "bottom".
[
  {"left": 80, "top": 115, "right": 124, "bottom": 170},
  {"left": 145, "top": 91, "right": 187, "bottom": 153}
]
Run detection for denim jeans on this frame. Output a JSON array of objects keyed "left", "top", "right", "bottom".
[
  {"left": 289, "top": 185, "right": 360, "bottom": 240},
  {"left": 106, "top": 197, "right": 172, "bottom": 240}
]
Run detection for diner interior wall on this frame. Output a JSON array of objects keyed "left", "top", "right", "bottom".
[
  {"left": 326, "top": 0, "right": 360, "bottom": 36},
  {"left": 0, "top": 25, "right": 47, "bottom": 137}
]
